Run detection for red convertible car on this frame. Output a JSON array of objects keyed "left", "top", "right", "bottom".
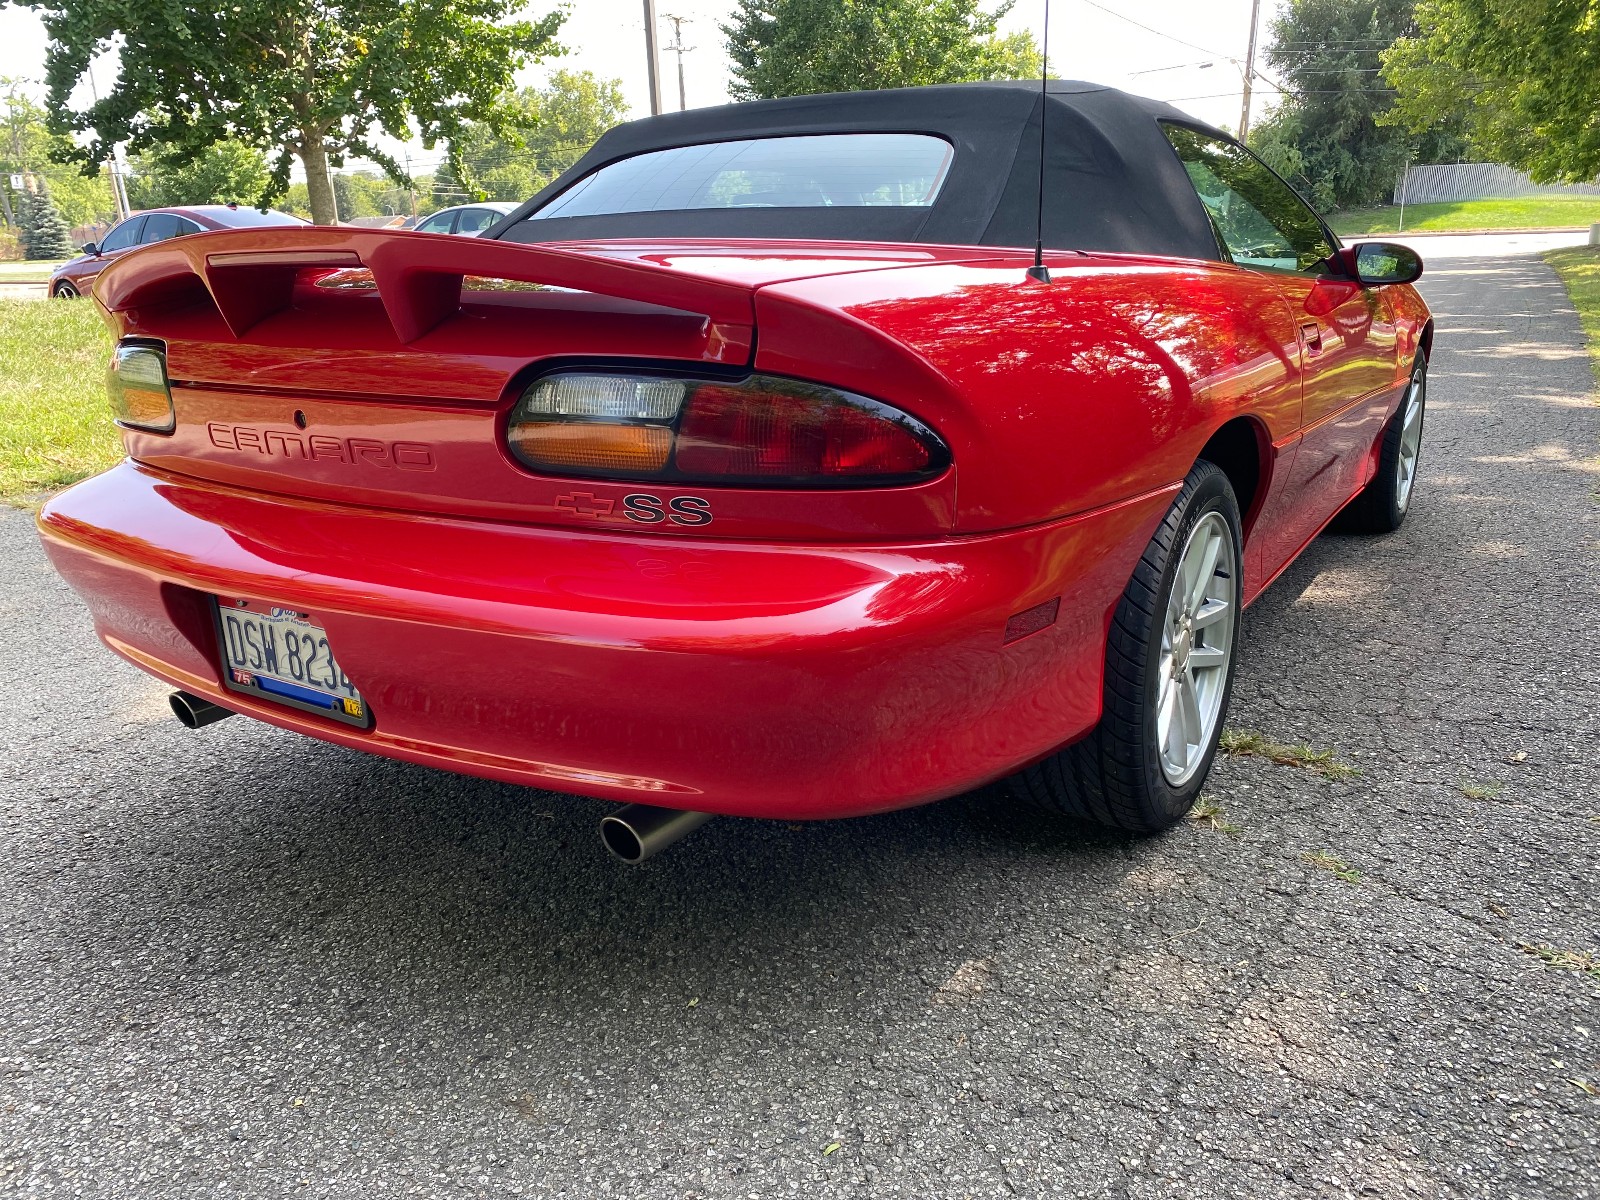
[{"left": 38, "top": 82, "right": 1430, "bottom": 860}]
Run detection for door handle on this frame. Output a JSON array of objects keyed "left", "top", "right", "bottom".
[{"left": 1299, "top": 321, "right": 1323, "bottom": 352}]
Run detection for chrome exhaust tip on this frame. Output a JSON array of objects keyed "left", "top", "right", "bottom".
[
  {"left": 169, "top": 690, "right": 235, "bottom": 729},
  {"left": 600, "top": 804, "right": 713, "bottom": 864}
]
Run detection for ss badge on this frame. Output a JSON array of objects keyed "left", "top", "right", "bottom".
[{"left": 622, "top": 493, "right": 713, "bottom": 526}]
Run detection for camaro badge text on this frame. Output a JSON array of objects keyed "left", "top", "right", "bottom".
[{"left": 206, "top": 422, "right": 437, "bottom": 472}]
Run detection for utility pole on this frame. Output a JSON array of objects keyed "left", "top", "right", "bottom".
[
  {"left": 662, "top": 14, "right": 693, "bottom": 111},
  {"left": 1238, "top": 0, "right": 1262, "bottom": 142},
  {"left": 108, "top": 161, "right": 130, "bottom": 220},
  {"left": 84, "top": 64, "right": 130, "bottom": 219},
  {"left": 642, "top": 0, "right": 664, "bottom": 116}
]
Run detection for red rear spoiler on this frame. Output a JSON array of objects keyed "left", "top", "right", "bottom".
[{"left": 94, "top": 226, "right": 756, "bottom": 360}]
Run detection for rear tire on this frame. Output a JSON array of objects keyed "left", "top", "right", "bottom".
[
  {"left": 1013, "top": 460, "right": 1243, "bottom": 834},
  {"left": 1337, "top": 355, "right": 1426, "bottom": 534}
]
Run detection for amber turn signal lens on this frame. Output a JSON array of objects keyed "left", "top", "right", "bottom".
[
  {"left": 107, "top": 342, "right": 175, "bottom": 434},
  {"left": 508, "top": 421, "right": 673, "bottom": 474}
]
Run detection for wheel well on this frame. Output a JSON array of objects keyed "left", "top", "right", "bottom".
[
  {"left": 1198, "top": 418, "right": 1266, "bottom": 526},
  {"left": 1418, "top": 319, "right": 1434, "bottom": 363}
]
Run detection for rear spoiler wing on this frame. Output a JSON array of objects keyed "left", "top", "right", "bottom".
[{"left": 93, "top": 226, "right": 757, "bottom": 361}]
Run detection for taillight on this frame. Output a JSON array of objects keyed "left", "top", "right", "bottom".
[
  {"left": 506, "top": 372, "right": 948, "bottom": 488},
  {"left": 107, "top": 341, "right": 175, "bottom": 434}
]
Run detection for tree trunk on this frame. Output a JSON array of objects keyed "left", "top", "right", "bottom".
[{"left": 298, "top": 138, "right": 338, "bottom": 226}]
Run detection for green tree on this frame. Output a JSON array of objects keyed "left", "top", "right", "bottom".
[
  {"left": 723, "top": 0, "right": 1038, "bottom": 100},
  {"left": 22, "top": 0, "right": 566, "bottom": 226},
  {"left": 1382, "top": 0, "right": 1600, "bottom": 183},
  {"left": 1252, "top": 0, "right": 1467, "bottom": 211},
  {"left": 1, "top": 79, "right": 47, "bottom": 228},
  {"left": 41, "top": 166, "right": 116, "bottom": 229},
  {"left": 438, "top": 71, "right": 629, "bottom": 203},
  {"left": 18, "top": 180, "right": 74, "bottom": 259},
  {"left": 126, "top": 142, "right": 272, "bottom": 210},
  {"left": 280, "top": 170, "right": 433, "bottom": 221},
  {"left": 331, "top": 171, "right": 370, "bottom": 220},
  {"left": 984, "top": 29, "right": 1044, "bottom": 81},
  {"left": 1, "top": 80, "right": 115, "bottom": 230}
]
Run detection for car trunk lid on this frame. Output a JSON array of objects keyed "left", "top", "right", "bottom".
[{"left": 93, "top": 228, "right": 980, "bottom": 539}]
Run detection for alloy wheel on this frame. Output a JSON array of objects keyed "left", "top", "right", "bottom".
[
  {"left": 1156, "top": 510, "right": 1236, "bottom": 787},
  {"left": 1395, "top": 371, "right": 1425, "bottom": 512}
]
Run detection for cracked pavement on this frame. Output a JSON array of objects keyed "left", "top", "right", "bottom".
[{"left": 2, "top": 245, "right": 1598, "bottom": 1198}]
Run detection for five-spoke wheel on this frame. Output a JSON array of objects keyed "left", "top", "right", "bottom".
[
  {"left": 1157, "top": 511, "right": 1236, "bottom": 787},
  {"left": 1394, "top": 368, "right": 1424, "bottom": 515}
]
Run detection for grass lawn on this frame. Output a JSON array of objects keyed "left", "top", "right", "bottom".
[
  {"left": 0, "top": 299, "right": 119, "bottom": 502},
  {"left": 1544, "top": 244, "right": 1600, "bottom": 384},
  {"left": 1329, "top": 195, "right": 1600, "bottom": 237},
  {"left": 0, "top": 260, "right": 67, "bottom": 284}
]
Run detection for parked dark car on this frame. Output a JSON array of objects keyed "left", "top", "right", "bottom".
[{"left": 50, "top": 204, "right": 304, "bottom": 298}]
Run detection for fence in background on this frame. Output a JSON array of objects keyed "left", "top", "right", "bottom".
[{"left": 1394, "top": 163, "right": 1600, "bottom": 205}]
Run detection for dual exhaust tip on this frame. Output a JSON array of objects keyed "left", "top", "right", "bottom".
[{"left": 167, "top": 690, "right": 712, "bottom": 862}]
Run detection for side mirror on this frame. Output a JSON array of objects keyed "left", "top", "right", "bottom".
[
  {"left": 81, "top": 242, "right": 100, "bottom": 257},
  {"left": 1347, "top": 241, "right": 1423, "bottom": 285}
]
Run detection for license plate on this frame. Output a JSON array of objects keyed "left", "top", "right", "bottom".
[{"left": 213, "top": 597, "right": 370, "bottom": 727}]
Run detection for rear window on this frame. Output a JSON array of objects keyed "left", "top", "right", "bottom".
[
  {"left": 530, "top": 133, "right": 954, "bottom": 219},
  {"left": 218, "top": 208, "right": 306, "bottom": 227}
]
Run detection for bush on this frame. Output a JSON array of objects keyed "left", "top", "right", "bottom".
[{"left": 0, "top": 225, "right": 21, "bottom": 262}]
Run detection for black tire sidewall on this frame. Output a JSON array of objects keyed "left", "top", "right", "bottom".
[{"left": 1137, "top": 466, "right": 1243, "bottom": 820}]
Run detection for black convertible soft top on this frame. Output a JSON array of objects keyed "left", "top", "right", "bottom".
[{"left": 491, "top": 80, "right": 1229, "bottom": 262}]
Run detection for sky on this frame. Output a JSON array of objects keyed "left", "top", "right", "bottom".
[{"left": 0, "top": 0, "right": 1288, "bottom": 178}]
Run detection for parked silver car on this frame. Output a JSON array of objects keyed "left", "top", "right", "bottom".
[{"left": 409, "top": 202, "right": 518, "bottom": 236}]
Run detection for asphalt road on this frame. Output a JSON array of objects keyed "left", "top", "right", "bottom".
[
  {"left": 1379, "top": 229, "right": 1592, "bottom": 258},
  {"left": 3, "top": 246, "right": 1598, "bottom": 1199}
]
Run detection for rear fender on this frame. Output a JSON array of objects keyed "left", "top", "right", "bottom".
[{"left": 757, "top": 253, "right": 1304, "bottom": 534}]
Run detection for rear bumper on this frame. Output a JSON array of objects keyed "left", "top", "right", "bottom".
[{"left": 38, "top": 462, "right": 1173, "bottom": 819}]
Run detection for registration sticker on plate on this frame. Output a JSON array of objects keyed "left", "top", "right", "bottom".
[{"left": 213, "top": 597, "right": 370, "bottom": 728}]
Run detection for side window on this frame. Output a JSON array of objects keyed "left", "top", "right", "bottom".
[
  {"left": 415, "top": 211, "right": 456, "bottom": 234},
  {"left": 1162, "top": 124, "right": 1336, "bottom": 275},
  {"left": 99, "top": 216, "right": 146, "bottom": 253},
  {"left": 172, "top": 218, "right": 204, "bottom": 238},
  {"left": 141, "top": 213, "right": 183, "bottom": 243},
  {"left": 456, "top": 208, "right": 499, "bottom": 234}
]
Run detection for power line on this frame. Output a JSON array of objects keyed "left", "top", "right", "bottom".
[
  {"left": 1074, "top": 0, "right": 1230, "bottom": 60},
  {"left": 1271, "top": 38, "right": 1401, "bottom": 46}
]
